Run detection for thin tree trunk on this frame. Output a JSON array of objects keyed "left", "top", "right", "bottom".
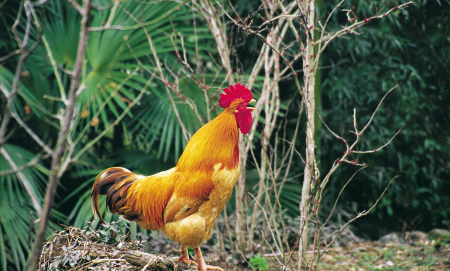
[
  {"left": 298, "top": 0, "right": 316, "bottom": 269},
  {"left": 25, "top": 1, "right": 92, "bottom": 270}
]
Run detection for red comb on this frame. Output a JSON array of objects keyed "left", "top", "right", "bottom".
[{"left": 218, "top": 83, "right": 253, "bottom": 109}]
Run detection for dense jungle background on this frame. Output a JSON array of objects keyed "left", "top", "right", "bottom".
[{"left": 0, "top": 0, "right": 449, "bottom": 270}]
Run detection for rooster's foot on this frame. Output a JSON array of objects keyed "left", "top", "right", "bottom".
[
  {"left": 176, "top": 245, "right": 197, "bottom": 267},
  {"left": 194, "top": 247, "right": 223, "bottom": 271},
  {"left": 176, "top": 255, "right": 198, "bottom": 267},
  {"left": 197, "top": 264, "right": 224, "bottom": 271}
]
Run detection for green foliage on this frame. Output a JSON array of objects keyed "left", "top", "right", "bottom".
[
  {"left": 0, "top": 143, "right": 64, "bottom": 271},
  {"left": 249, "top": 253, "right": 269, "bottom": 271},
  {"left": 96, "top": 217, "right": 131, "bottom": 244},
  {"left": 0, "top": 0, "right": 215, "bottom": 268},
  {"left": 427, "top": 229, "right": 450, "bottom": 242},
  {"left": 1, "top": 0, "right": 449, "bottom": 269},
  {"left": 227, "top": 169, "right": 303, "bottom": 217},
  {"left": 249, "top": 253, "right": 268, "bottom": 271},
  {"left": 316, "top": 0, "right": 450, "bottom": 236}
]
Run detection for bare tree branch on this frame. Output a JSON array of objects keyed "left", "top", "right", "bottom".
[
  {"left": 26, "top": 1, "right": 92, "bottom": 270},
  {"left": 0, "top": 150, "right": 50, "bottom": 176},
  {"left": 0, "top": 147, "right": 42, "bottom": 213},
  {"left": 0, "top": 0, "right": 44, "bottom": 217}
]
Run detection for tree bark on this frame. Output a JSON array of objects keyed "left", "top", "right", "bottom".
[
  {"left": 298, "top": 0, "right": 316, "bottom": 269},
  {"left": 25, "top": 1, "right": 92, "bottom": 270}
]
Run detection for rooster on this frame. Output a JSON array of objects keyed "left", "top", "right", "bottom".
[{"left": 91, "top": 83, "right": 255, "bottom": 271}]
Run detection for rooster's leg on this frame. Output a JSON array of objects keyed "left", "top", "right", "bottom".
[
  {"left": 176, "top": 245, "right": 197, "bottom": 266},
  {"left": 194, "top": 247, "right": 224, "bottom": 271}
]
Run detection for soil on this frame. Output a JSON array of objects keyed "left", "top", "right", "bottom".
[
  {"left": 39, "top": 226, "right": 450, "bottom": 270},
  {"left": 205, "top": 241, "right": 450, "bottom": 270}
]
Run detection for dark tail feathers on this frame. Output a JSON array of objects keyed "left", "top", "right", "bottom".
[{"left": 91, "top": 167, "right": 139, "bottom": 223}]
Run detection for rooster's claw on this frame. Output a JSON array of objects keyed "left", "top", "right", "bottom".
[
  {"left": 176, "top": 255, "right": 198, "bottom": 267},
  {"left": 199, "top": 264, "right": 224, "bottom": 271}
]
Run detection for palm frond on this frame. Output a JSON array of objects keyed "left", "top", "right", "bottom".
[{"left": 0, "top": 144, "right": 62, "bottom": 271}]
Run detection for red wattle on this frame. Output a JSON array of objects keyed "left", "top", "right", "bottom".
[{"left": 236, "top": 109, "right": 253, "bottom": 134}]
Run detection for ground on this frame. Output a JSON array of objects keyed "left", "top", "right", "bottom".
[
  {"left": 39, "top": 225, "right": 450, "bottom": 270},
  {"left": 206, "top": 241, "right": 450, "bottom": 270},
  {"left": 301, "top": 241, "right": 449, "bottom": 271}
]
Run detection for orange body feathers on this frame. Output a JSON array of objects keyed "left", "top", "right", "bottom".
[{"left": 91, "top": 83, "right": 255, "bottom": 271}]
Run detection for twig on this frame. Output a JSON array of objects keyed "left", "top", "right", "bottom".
[
  {"left": 71, "top": 68, "right": 140, "bottom": 152},
  {"left": 0, "top": 147, "right": 42, "bottom": 214},
  {"left": 314, "top": 2, "right": 413, "bottom": 59},
  {"left": 0, "top": 150, "right": 51, "bottom": 176},
  {"left": 318, "top": 84, "right": 400, "bottom": 189},
  {"left": 30, "top": 2, "right": 67, "bottom": 103},
  {"left": 67, "top": 0, "right": 83, "bottom": 14},
  {"left": 0, "top": 49, "right": 22, "bottom": 62},
  {"left": 72, "top": 73, "right": 152, "bottom": 162},
  {"left": 137, "top": 16, "right": 191, "bottom": 141},
  {"left": 353, "top": 126, "right": 404, "bottom": 154},
  {"left": 0, "top": 0, "right": 36, "bottom": 146},
  {"left": 0, "top": 0, "right": 45, "bottom": 218},
  {"left": 194, "top": 0, "right": 235, "bottom": 84},
  {"left": 320, "top": 167, "right": 367, "bottom": 230},
  {"left": 11, "top": 112, "right": 53, "bottom": 154},
  {"left": 319, "top": 176, "right": 399, "bottom": 256},
  {"left": 26, "top": 1, "right": 92, "bottom": 270},
  {"left": 352, "top": 84, "right": 400, "bottom": 140},
  {"left": 248, "top": 193, "right": 283, "bottom": 265},
  {"left": 89, "top": 4, "right": 182, "bottom": 31}
]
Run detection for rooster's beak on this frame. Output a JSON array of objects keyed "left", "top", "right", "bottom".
[
  {"left": 235, "top": 99, "right": 257, "bottom": 113},
  {"left": 246, "top": 99, "right": 257, "bottom": 111}
]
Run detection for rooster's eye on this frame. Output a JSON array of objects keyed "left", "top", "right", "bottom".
[{"left": 239, "top": 103, "right": 243, "bottom": 107}]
